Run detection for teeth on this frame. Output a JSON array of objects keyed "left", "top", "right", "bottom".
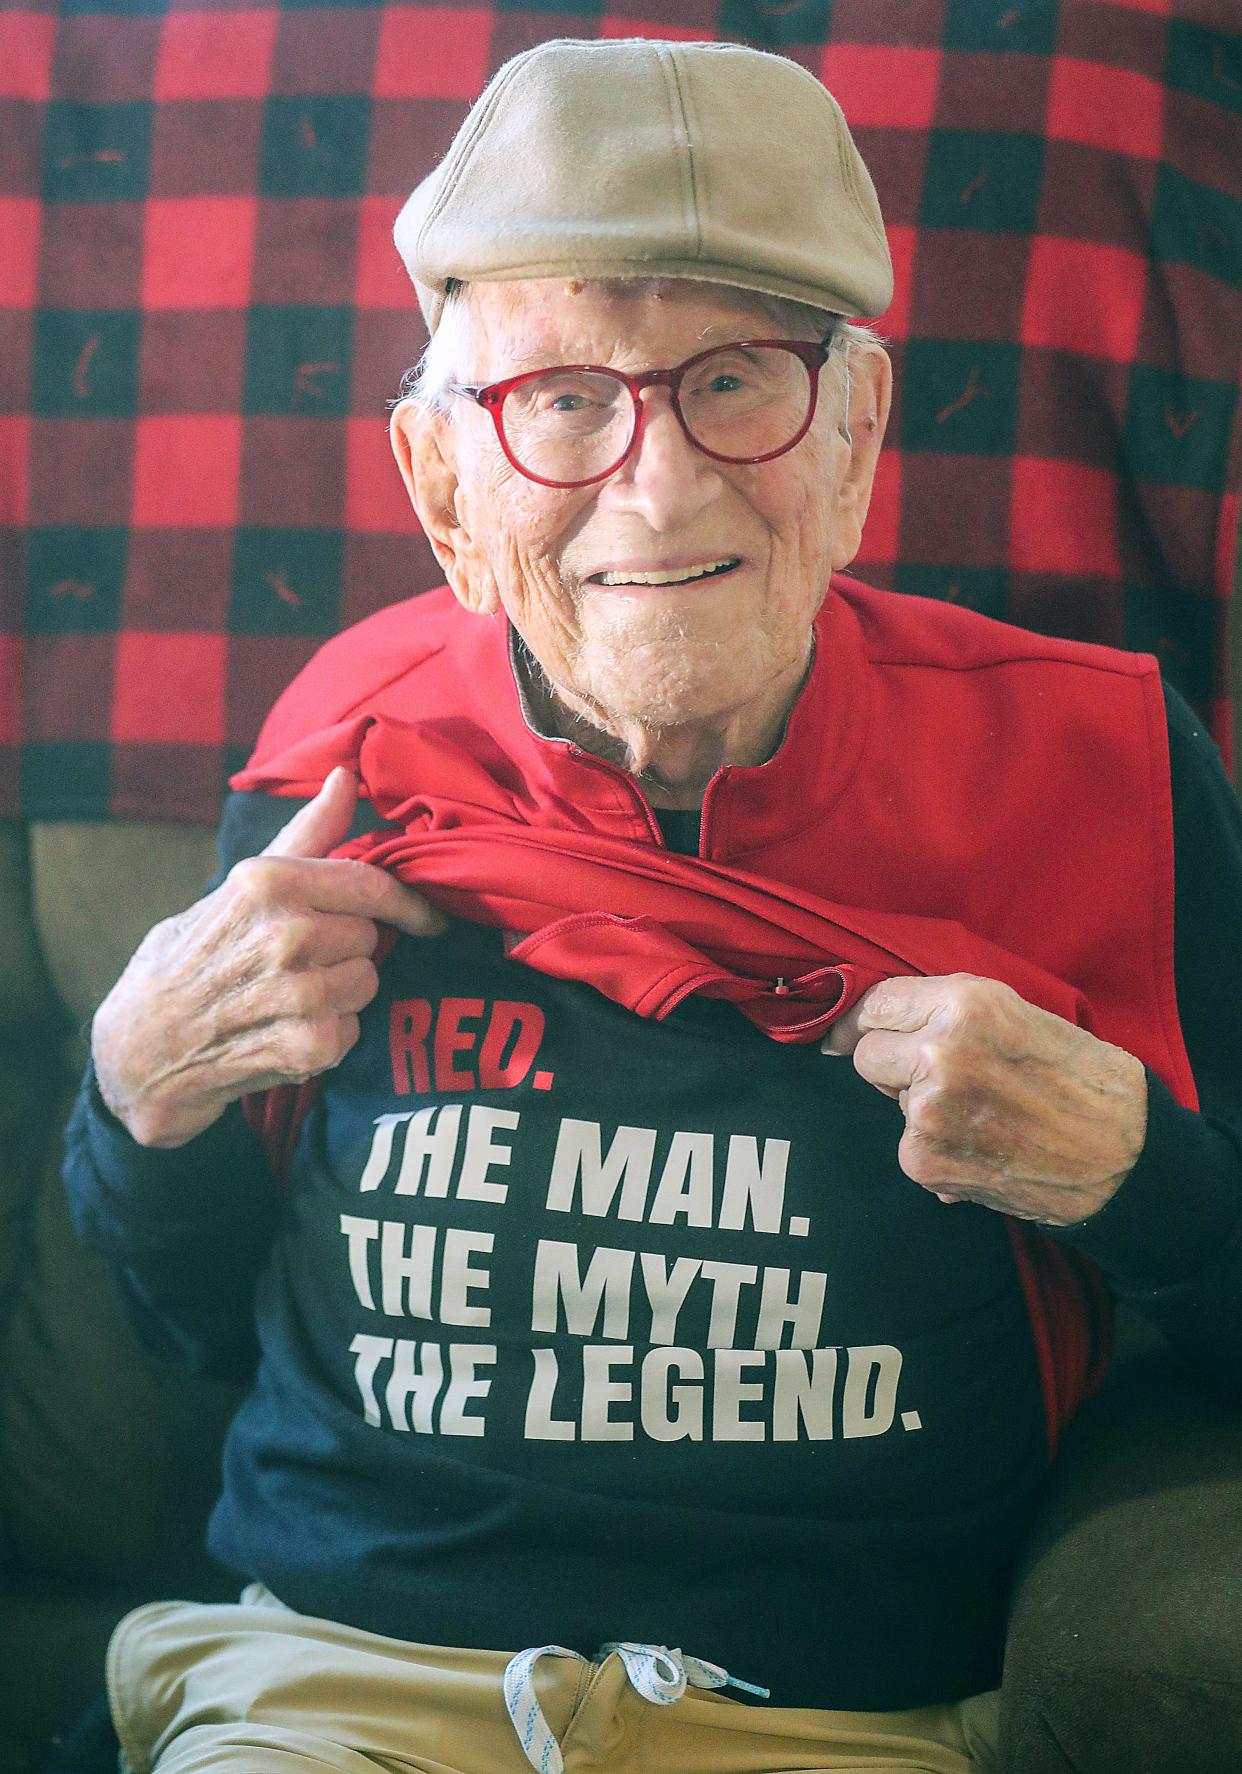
[{"left": 596, "top": 559, "right": 739, "bottom": 586}]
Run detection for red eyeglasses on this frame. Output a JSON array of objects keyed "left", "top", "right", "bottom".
[{"left": 447, "top": 337, "right": 835, "bottom": 490}]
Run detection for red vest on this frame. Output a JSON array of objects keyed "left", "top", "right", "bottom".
[{"left": 233, "top": 572, "right": 1197, "bottom": 1447}]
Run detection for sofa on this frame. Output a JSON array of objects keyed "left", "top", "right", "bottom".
[
  {"left": 0, "top": 820, "right": 236, "bottom": 1773},
  {"left": 1, "top": 801, "right": 1241, "bottom": 1774}
]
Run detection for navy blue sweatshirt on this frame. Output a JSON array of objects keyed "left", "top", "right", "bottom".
[{"left": 64, "top": 683, "right": 1242, "bottom": 1711}]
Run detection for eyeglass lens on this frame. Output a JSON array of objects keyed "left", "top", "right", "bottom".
[{"left": 499, "top": 344, "right": 814, "bottom": 484}]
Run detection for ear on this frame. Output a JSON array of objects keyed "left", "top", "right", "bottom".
[
  {"left": 389, "top": 398, "right": 501, "bottom": 616},
  {"left": 828, "top": 344, "right": 893, "bottom": 573}
]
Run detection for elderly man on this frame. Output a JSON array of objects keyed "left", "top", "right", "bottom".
[{"left": 65, "top": 36, "right": 1242, "bottom": 1774}]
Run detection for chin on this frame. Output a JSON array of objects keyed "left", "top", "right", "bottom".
[{"left": 589, "top": 652, "right": 748, "bottom": 730}]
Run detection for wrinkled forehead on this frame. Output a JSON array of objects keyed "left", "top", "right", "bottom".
[{"left": 463, "top": 277, "right": 820, "bottom": 378}]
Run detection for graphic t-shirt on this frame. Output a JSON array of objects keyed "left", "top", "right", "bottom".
[{"left": 211, "top": 881, "right": 1047, "bottom": 1709}]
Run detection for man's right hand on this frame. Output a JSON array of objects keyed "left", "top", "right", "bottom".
[{"left": 91, "top": 767, "right": 444, "bottom": 1149}]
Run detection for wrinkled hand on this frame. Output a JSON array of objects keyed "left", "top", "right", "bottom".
[
  {"left": 821, "top": 973, "right": 1148, "bottom": 1225},
  {"left": 91, "top": 767, "right": 444, "bottom": 1149}
]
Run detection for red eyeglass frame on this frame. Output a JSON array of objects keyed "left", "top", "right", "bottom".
[{"left": 446, "top": 337, "right": 835, "bottom": 490}]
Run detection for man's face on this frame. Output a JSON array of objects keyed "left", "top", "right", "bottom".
[{"left": 394, "top": 279, "right": 890, "bottom": 734}]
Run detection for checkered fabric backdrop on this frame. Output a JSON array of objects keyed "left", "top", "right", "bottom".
[{"left": 2, "top": 0, "right": 1240, "bottom": 823}]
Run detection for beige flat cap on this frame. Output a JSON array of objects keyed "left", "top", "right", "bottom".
[{"left": 394, "top": 37, "right": 893, "bottom": 332}]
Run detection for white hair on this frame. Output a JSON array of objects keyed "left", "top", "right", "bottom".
[{"left": 398, "top": 278, "right": 887, "bottom": 439}]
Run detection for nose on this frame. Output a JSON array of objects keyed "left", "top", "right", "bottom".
[{"left": 597, "top": 387, "right": 724, "bottom": 529}]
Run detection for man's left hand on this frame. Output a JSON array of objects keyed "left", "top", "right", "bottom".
[{"left": 821, "top": 974, "right": 1148, "bottom": 1225}]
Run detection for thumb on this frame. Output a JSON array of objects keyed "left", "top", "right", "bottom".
[
  {"left": 820, "top": 1002, "right": 864, "bottom": 1057},
  {"left": 821, "top": 976, "right": 937, "bottom": 1056},
  {"left": 263, "top": 766, "right": 360, "bottom": 860}
]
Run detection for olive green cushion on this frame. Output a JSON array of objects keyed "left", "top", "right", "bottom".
[
  {"left": 0, "top": 821, "right": 70, "bottom": 1359},
  {"left": 1002, "top": 1329, "right": 1242, "bottom": 1771},
  {"left": 0, "top": 1114, "right": 242, "bottom": 1580},
  {"left": 0, "top": 1571, "right": 166, "bottom": 1774},
  {"left": 0, "top": 823, "right": 238, "bottom": 1582},
  {"left": 27, "top": 821, "right": 220, "bottom": 1030},
  {"left": 0, "top": 822, "right": 74, "bottom": 1571}
]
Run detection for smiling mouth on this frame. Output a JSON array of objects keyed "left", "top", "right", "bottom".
[{"left": 589, "top": 558, "right": 742, "bottom": 588}]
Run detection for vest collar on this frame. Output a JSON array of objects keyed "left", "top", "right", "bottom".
[{"left": 490, "top": 579, "right": 872, "bottom": 861}]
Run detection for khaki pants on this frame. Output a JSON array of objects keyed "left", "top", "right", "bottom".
[{"left": 108, "top": 1585, "right": 1002, "bottom": 1774}]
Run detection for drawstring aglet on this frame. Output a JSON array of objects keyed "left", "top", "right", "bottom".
[{"left": 723, "top": 1673, "right": 771, "bottom": 1698}]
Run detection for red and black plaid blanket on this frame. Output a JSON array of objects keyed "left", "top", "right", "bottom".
[{"left": 3, "top": 0, "right": 1240, "bottom": 824}]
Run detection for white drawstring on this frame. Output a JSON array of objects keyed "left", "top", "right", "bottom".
[{"left": 502, "top": 1640, "right": 769, "bottom": 1774}]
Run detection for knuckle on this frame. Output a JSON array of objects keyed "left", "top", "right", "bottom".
[
  {"left": 285, "top": 971, "right": 328, "bottom": 1018},
  {"left": 916, "top": 1037, "right": 954, "bottom": 1080},
  {"left": 285, "top": 1018, "right": 342, "bottom": 1076},
  {"left": 900, "top": 1129, "right": 951, "bottom": 1190},
  {"left": 338, "top": 858, "right": 387, "bottom": 906},
  {"left": 344, "top": 956, "right": 380, "bottom": 1006},
  {"left": 941, "top": 976, "right": 983, "bottom": 1025},
  {"left": 268, "top": 917, "right": 313, "bottom": 971},
  {"left": 226, "top": 855, "right": 264, "bottom": 897},
  {"left": 909, "top": 1080, "right": 952, "bottom": 1141},
  {"left": 353, "top": 918, "right": 382, "bottom": 957},
  {"left": 952, "top": 973, "right": 1005, "bottom": 1017},
  {"left": 228, "top": 855, "right": 284, "bottom": 909}
]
